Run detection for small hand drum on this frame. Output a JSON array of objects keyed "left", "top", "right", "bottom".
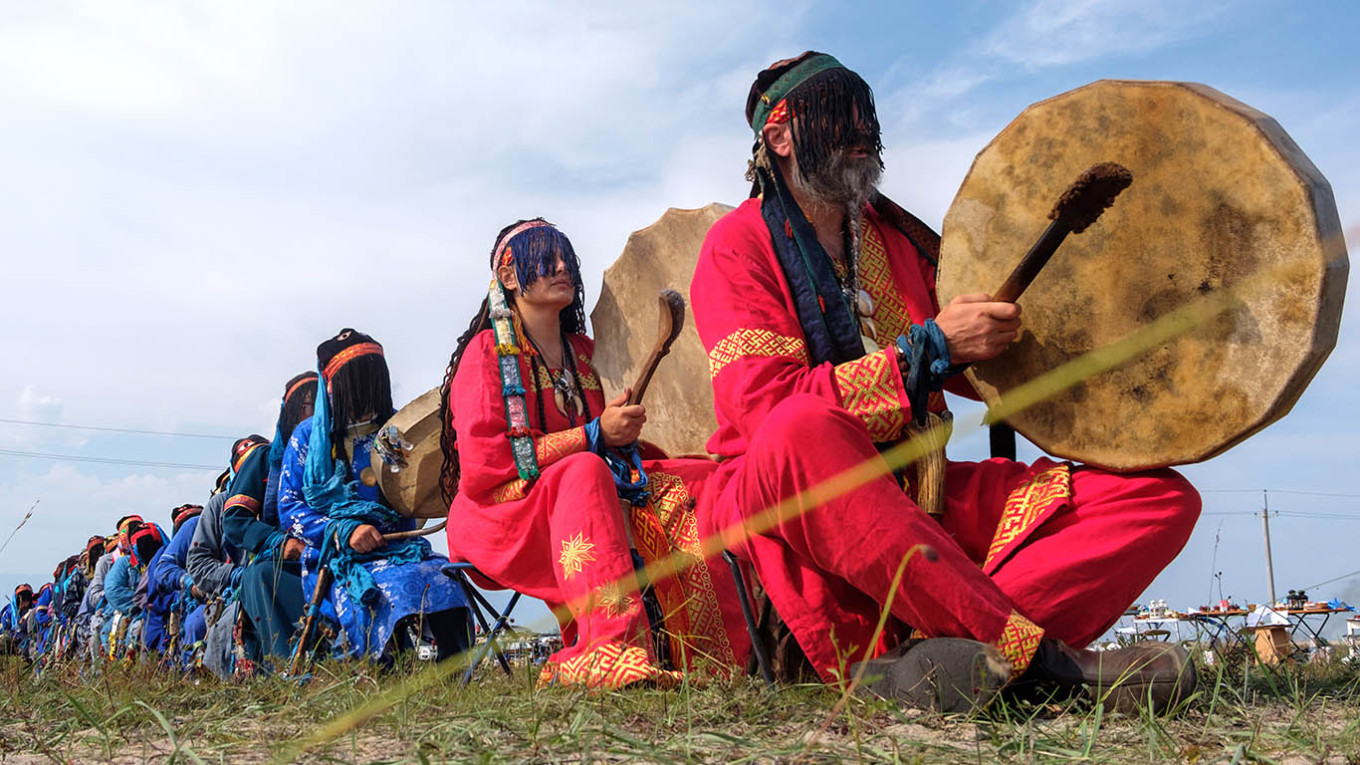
[{"left": 373, "top": 387, "right": 450, "bottom": 519}]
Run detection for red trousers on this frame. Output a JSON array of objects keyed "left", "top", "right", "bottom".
[{"left": 699, "top": 395, "right": 1200, "bottom": 681}]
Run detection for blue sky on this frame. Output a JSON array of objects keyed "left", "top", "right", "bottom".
[{"left": 1, "top": 0, "right": 1356, "bottom": 637}]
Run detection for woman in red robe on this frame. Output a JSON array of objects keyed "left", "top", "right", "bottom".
[{"left": 441, "top": 219, "right": 749, "bottom": 689}]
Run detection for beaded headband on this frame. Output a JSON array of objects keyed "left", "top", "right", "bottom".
[
  {"left": 750, "top": 53, "right": 845, "bottom": 133},
  {"left": 493, "top": 220, "right": 555, "bottom": 269},
  {"left": 322, "top": 342, "right": 383, "bottom": 381},
  {"left": 284, "top": 374, "right": 317, "bottom": 403}
]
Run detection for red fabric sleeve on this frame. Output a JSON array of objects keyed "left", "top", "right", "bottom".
[
  {"left": 451, "top": 330, "right": 589, "bottom": 503},
  {"left": 692, "top": 202, "right": 913, "bottom": 454}
]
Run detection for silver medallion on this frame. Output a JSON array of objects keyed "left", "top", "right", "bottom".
[{"left": 856, "top": 289, "right": 876, "bottom": 318}]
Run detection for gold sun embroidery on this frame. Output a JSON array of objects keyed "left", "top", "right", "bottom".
[
  {"left": 594, "top": 581, "right": 635, "bottom": 619},
  {"left": 558, "top": 532, "right": 597, "bottom": 580}
]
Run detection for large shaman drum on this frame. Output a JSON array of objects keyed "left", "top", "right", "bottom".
[
  {"left": 591, "top": 204, "right": 732, "bottom": 457},
  {"left": 938, "top": 80, "right": 1348, "bottom": 471}
]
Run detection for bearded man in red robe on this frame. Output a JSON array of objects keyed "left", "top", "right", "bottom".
[{"left": 690, "top": 52, "right": 1202, "bottom": 712}]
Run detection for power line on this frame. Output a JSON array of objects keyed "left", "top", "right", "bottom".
[
  {"left": 1301, "top": 566, "right": 1360, "bottom": 592},
  {"left": 0, "top": 448, "right": 221, "bottom": 472},
  {"left": 1271, "top": 490, "right": 1360, "bottom": 499},
  {"left": 1200, "top": 488, "right": 1360, "bottom": 499},
  {"left": 1199, "top": 510, "right": 1360, "bottom": 519},
  {"left": 0, "top": 417, "right": 234, "bottom": 441}
]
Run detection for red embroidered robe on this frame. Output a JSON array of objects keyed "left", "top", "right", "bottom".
[
  {"left": 691, "top": 198, "right": 1200, "bottom": 680},
  {"left": 447, "top": 330, "right": 749, "bottom": 688}
]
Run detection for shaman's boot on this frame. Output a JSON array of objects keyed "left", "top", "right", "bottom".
[
  {"left": 1015, "top": 639, "right": 1197, "bottom": 714},
  {"left": 851, "top": 638, "right": 1012, "bottom": 713}
]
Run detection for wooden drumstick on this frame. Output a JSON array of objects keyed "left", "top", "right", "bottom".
[
  {"left": 626, "top": 289, "right": 687, "bottom": 406},
  {"left": 382, "top": 520, "right": 448, "bottom": 542},
  {"left": 993, "top": 162, "right": 1133, "bottom": 303}
]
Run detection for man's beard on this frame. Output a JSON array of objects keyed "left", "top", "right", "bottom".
[{"left": 792, "top": 148, "right": 883, "bottom": 211}]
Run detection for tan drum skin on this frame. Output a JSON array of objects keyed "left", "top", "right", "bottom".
[{"left": 937, "top": 80, "right": 1347, "bottom": 471}]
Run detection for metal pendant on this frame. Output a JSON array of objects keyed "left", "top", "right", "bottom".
[
  {"left": 861, "top": 334, "right": 881, "bottom": 353},
  {"left": 859, "top": 315, "right": 879, "bottom": 342},
  {"left": 856, "top": 289, "right": 876, "bottom": 318},
  {"left": 553, "top": 389, "right": 585, "bottom": 419},
  {"left": 552, "top": 370, "right": 584, "bottom": 419}
]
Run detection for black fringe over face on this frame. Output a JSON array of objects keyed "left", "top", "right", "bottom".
[
  {"left": 328, "top": 354, "right": 393, "bottom": 433},
  {"left": 784, "top": 67, "right": 884, "bottom": 180},
  {"left": 500, "top": 223, "right": 587, "bottom": 334},
  {"left": 278, "top": 372, "right": 318, "bottom": 444},
  {"left": 317, "top": 328, "right": 394, "bottom": 467}
]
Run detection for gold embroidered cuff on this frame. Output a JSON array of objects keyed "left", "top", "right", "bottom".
[
  {"left": 488, "top": 479, "right": 529, "bottom": 504},
  {"left": 536, "top": 427, "right": 588, "bottom": 467},
  {"left": 996, "top": 611, "right": 1045, "bottom": 673},
  {"left": 833, "top": 347, "right": 908, "bottom": 442}
]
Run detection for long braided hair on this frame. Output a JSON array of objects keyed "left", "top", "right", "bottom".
[{"left": 437, "top": 219, "right": 588, "bottom": 503}]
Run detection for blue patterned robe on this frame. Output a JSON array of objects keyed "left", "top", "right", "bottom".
[{"left": 279, "top": 419, "right": 465, "bottom": 659}]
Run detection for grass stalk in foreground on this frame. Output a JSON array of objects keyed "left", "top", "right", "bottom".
[{"left": 285, "top": 262, "right": 1278, "bottom": 758}]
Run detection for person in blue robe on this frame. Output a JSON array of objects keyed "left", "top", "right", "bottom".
[
  {"left": 145, "top": 505, "right": 205, "bottom": 659},
  {"left": 102, "top": 523, "right": 166, "bottom": 657},
  {"left": 222, "top": 373, "right": 315, "bottom": 666},
  {"left": 279, "top": 328, "right": 470, "bottom": 662},
  {"left": 23, "top": 583, "right": 55, "bottom": 660}
]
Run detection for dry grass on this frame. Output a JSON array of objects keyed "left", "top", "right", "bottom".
[{"left": 3, "top": 649, "right": 1360, "bottom": 764}]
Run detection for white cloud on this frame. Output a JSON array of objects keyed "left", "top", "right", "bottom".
[
  {"left": 0, "top": 463, "right": 206, "bottom": 572},
  {"left": 876, "top": 0, "right": 1235, "bottom": 138},
  {"left": 0, "top": 0, "right": 799, "bottom": 441},
  {"left": 15, "top": 385, "right": 62, "bottom": 423},
  {"left": 979, "top": 0, "right": 1230, "bottom": 70},
  {"left": 880, "top": 133, "right": 996, "bottom": 229}
]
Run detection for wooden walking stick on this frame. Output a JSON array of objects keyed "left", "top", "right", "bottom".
[
  {"left": 166, "top": 608, "right": 181, "bottom": 668},
  {"left": 286, "top": 520, "right": 449, "bottom": 677}
]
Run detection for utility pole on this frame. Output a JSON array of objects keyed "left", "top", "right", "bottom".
[{"left": 1261, "top": 489, "right": 1277, "bottom": 606}]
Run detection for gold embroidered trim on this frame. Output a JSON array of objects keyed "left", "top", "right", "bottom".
[
  {"left": 488, "top": 479, "right": 529, "bottom": 504},
  {"left": 858, "top": 218, "right": 912, "bottom": 349},
  {"left": 536, "top": 642, "right": 681, "bottom": 689},
  {"left": 707, "top": 329, "right": 810, "bottom": 379},
  {"left": 628, "top": 471, "right": 737, "bottom": 669},
  {"left": 982, "top": 465, "right": 1072, "bottom": 571},
  {"left": 526, "top": 354, "right": 601, "bottom": 394}
]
